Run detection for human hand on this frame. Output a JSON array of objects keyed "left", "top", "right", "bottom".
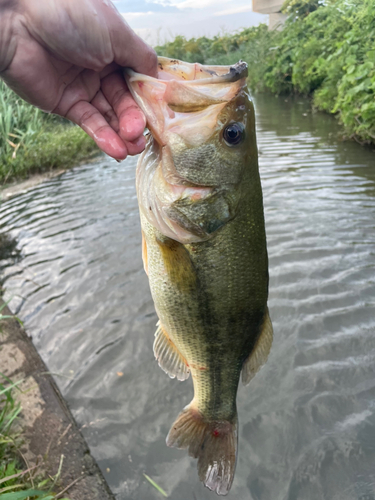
[{"left": 0, "top": 0, "right": 157, "bottom": 160}]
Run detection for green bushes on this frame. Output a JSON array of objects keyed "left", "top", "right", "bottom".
[
  {"left": 266, "top": 0, "right": 375, "bottom": 143},
  {"left": 0, "top": 82, "right": 98, "bottom": 184},
  {"left": 155, "top": 25, "right": 273, "bottom": 92},
  {"left": 156, "top": 0, "right": 375, "bottom": 145}
]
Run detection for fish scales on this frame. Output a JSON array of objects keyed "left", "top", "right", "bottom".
[{"left": 125, "top": 57, "right": 272, "bottom": 496}]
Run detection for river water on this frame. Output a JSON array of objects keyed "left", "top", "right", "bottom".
[{"left": 1, "top": 94, "right": 375, "bottom": 500}]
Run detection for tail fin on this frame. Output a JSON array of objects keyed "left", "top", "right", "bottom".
[{"left": 166, "top": 404, "right": 238, "bottom": 496}]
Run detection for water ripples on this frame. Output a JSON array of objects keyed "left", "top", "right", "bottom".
[{"left": 1, "top": 95, "right": 375, "bottom": 499}]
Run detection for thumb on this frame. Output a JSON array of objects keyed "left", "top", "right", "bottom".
[{"left": 108, "top": 9, "right": 158, "bottom": 77}]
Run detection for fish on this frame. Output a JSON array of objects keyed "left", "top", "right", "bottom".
[{"left": 124, "top": 57, "right": 273, "bottom": 496}]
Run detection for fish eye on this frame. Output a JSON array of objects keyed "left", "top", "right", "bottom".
[{"left": 222, "top": 122, "right": 245, "bottom": 147}]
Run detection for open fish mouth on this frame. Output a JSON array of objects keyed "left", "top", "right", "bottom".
[
  {"left": 124, "top": 57, "right": 248, "bottom": 148},
  {"left": 124, "top": 57, "right": 248, "bottom": 192},
  {"left": 156, "top": 57, "right": 248, "bottom": 84},
  {"left": 125, "top": 57, "right": 248, "bottom": 90}
]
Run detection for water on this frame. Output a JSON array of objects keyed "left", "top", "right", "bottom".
[{"left": 1, "top": 95, "right": 375, "bottom": 500}]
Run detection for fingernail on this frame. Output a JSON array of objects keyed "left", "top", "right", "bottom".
[{"left": 134, "top": 135, "right": 146, "bottom": 148}]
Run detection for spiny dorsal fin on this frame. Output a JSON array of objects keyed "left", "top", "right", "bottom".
[
  {"left": 153, "top": 322, "right": 190, "bottom": 381},
  {"left": 242, "top": 308, "right": 273, "bottom": 386}
]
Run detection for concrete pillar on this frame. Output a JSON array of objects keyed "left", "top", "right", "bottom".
[
  {"left": 252, "top": 0, "right": 284, "bottom": 14},
  {"left": 269, "top": 13, "right": 288, "bottom": 30},
  {"left": 252, "top": 0, "right": 287, "bottom": 30}
]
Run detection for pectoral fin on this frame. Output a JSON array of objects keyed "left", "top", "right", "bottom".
[
  {"left": 153, "top": 322, "right": 190, "bottom": 381},
  {"left": 242, "top": 309, "right": 273, "bottom": 385}
]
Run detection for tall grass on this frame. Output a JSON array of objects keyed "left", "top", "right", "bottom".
[{"left": 0, "top": 82, "right": 98, "bottom": 184}]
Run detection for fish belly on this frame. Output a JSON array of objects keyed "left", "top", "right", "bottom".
[{"left": 141, "top": 189, "right": 268, "bottom": 421}]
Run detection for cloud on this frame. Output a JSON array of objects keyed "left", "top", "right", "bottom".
[
  {"left": 120, "top": 0, "right": 268, "bottom": 45},
  {"left": 167, "top": 0, "right": 229, "bottom": 8},
  {"left": 122, "top": 11, "right": 154, "bottom": 18},
  {"left": 115, "top": 0, "right": 180, "bottom": 13},
  {"left": 145, "top": 0, "right": 172, "bottom": 5},
  {"left": 214, "top": 5, "right": 252, "bottom": 16}
]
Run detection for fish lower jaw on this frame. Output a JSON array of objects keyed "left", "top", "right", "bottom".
[{"left": 169, "top": 182, "right": 213, "bottom": 202}]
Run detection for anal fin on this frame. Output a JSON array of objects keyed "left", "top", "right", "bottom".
[
  {"left": 153, "top": 322, "right": 190, "bottom": 381},
  {"left": 242, "top": 308, "right": 273, "bottom": 385}
]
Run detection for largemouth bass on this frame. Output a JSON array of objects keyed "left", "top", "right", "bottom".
[{"left": 125, "top": 58, "right": 273, "bottom": 496}]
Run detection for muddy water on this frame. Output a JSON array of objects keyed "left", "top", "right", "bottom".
[{"left": 1, "top": 94, "right": 375, "bottom": 500}]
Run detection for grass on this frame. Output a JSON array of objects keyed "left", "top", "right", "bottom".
[
  {"left": 0, "top": 370, "right": 71, "bottom": 500},
  {"left": 143, "top": 473, "right": 168, "bottom": 497},
  {"left": 0, "top": 304, "right": 72, "bottom": 500},
  {"left": 0, "top": 81, "right": 99, "bottom": 184},
  {"left": 0, "top": 300, "right": 23, "bottom": 327}
]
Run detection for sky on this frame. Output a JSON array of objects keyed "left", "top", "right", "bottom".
[{"left": 113, "top": 0, "right": 268, "bottom": 45}]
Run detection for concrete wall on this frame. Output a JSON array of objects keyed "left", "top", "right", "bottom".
[
  {"left": 253, "top": 0, "right": 284, "bottom": 14},
  {"left": 269, "top": 12, "right": 288, "bottom": 30}
]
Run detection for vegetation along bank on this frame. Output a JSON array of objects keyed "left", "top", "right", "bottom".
[
  {"left": 156, "top": 0, "right": 375, "bottom": 146},
  {"left": 1, "top": 0, "right": 373, "bottom": 183},
  {"left": 0, "top": 81, "right": 98, "bottom": 185}
]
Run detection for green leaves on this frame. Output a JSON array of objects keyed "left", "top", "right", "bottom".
[
  {"left": 282, "top": 0, "right": 324, "bottom": 17},
  {"left": 155, "top": 25, "right": 273, "bottom": 92},
  {"left": 262, "top": 0, "right": 375, "bottom": 143},
  {"left": 138, "top": 0, "right": 375, "bottom": 144}
]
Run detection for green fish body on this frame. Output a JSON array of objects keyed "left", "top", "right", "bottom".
[{"left": 125, "top": 58, "right": 272, "bottom": 495}]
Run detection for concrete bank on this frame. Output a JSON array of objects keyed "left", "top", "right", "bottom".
[{"left": 0, "top": 302, "right": 115, "bottom": 500}]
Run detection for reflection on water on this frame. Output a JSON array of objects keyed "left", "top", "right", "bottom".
[{"left": 1, "top": 94, "right": 375, "bottom": 500}]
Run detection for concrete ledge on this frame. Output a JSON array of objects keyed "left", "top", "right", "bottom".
[{"left": 0, "top": 302, "right": 114, "bottom": 500}]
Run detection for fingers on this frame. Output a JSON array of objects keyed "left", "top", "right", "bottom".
[
  {"left": 91, "top": 86, "right": 146, "bottom": 156},
  {"left": 91, "top": 90, "right": 119, "bottom": 132},
  {"left": 53, "top": 68, "right": 146, "bottom": 159},
  {"left": 101, "top": 71, "right": 146, "bottom": 144},
  {"left": 65, "top": 99, "right": 128, "bottom": 160}
]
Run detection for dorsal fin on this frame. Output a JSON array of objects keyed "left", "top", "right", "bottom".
[
  {"left": 153, "top": 322, "right": 190, "bottom": 381},
  {"left": 242, "top": 309, "right": 273, "bottom": 385}
]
